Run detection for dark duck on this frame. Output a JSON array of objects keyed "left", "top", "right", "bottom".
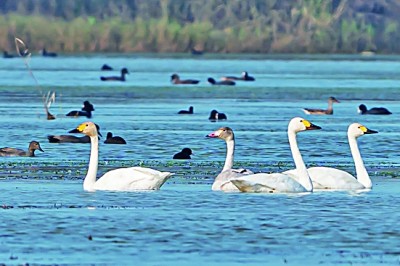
[
  {"left": 66, "top": 101, "right": 95, "bottom": 118},
  {"left": 207, "top": 77, "right": 235, "bottom": 86},
  {"left": 222, "top": 71, "right": 255, "bottom": 81},
  {"left": 171, "top": 74, "right": 199, "bottom": 84},
  {"left": 173, "top": 148, "right": 193, "bottom": 159},
  {"left": 100, "top": 68, "right": 129, "bottom": 81},
  {"left": 358, "top": 104, "right": 392, "bottom": 115}
]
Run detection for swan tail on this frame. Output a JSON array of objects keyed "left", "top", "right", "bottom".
[{"left": 231, "top": 179, "right": 276, "bottom": 193}]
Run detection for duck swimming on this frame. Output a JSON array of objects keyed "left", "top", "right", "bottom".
[
  {"left": 100, "top": 68, "right": 129, "bottom": 81},
  {"left": 101, "top": 64, "right": 113, "bottom": 71},
  {"left": 206, "top": 127, "right": 253, "bottom": 191},
  {"left": 178, "top": 106, "right": 194, "bottom": 114},
  {"left": 303, "top": 96, "right": 340, "bottom": 115},
  {"left": 358, "top": 104, "right": 392, "bottom": 115},
  {"left": 0, "top": 141, "right": 44, "bottom": 157},
  {"left": 104, "top": 132, "right": 127, "bottom": 144},
  {"left": 222, "top": 71, "right": 255, "bottom": 81},
  {"left": 209, "top": 110, "right": 227, "bottom": 121},
  {"left": 171, "top": 74, "right": 199, "bottom": 84},
  {"left": 40, "top": 48, "right": 57, "bottom": 57},
  {"left": 173, "top": 148, "right": 193, "bottom": 159},
  {"left": 3, "top": 51, "right": 15, "bottom": 58},
  {"left": 69, "top": 122, "right": 172, "bottom": 191},
  {"left": 48, "top": 135, "right": 91, "bottom": 143},
  {"left": 66, "top": 101, "right": 94, "bottom": 118},
  {"left": 48, "top": 124, "right": 101, "bottom": 143},
  {"left": 207, "top": 77, "right": 235, "bottom": 86}
]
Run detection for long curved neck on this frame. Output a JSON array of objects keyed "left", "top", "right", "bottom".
[
  {"left": 288, "top": 131, "right": 312, "bottom": 191},
  {"left": 348, "top": 135, "right": 371, "bottom": 188},
  {"left": 84, "top": 135, "right": 99, "bottom": 191},
  {"left": 222, "top": 139, "right": 235, "bottom": 172}
]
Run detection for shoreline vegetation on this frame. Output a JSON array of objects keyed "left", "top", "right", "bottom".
[{"left": 0, "top": 0, "right": 399, "bottom": 54}]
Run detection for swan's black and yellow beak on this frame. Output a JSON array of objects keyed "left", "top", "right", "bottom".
[
  {"left": 302, "top": 119, "right": 321, "bottom": 130},
  {"left": 361, "top": 126, "right": 378, "bottom": 134}
]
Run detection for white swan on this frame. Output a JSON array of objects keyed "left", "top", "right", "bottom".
[
  {"left": 206, "top": 127, "right": 253, "bottom": 191},
  {"left": 284, "top": 123, "right": 377, "bottom": 190},
  {"left": 230, "top": 117, "right": 321, "bottom": 193},
  {"left": 70, "top": 122, "right": 173, "bottom": 192}
]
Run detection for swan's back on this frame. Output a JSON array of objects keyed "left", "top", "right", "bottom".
[
  {"left": 231, "top": 173, "right": 308, "bottom": 193},
  {"left": 307, "top": 167, "right": 365, "bottom": 190},
  {"left": 212, "top": 169, "right": 253, "bottom": 191},
  {"left": 94, "top": 167, "right": 173, "bottom": 191}
]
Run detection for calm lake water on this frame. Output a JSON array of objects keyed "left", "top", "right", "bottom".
[{"left": 0, "top": 53, "right": 400, "bottom": 265}]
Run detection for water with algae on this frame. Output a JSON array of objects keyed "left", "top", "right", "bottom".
[{"left": 0, "top": 53, "right": 400, "bottom": 265}]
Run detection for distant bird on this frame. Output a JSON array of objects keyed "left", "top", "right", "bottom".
[
  {"left": 173, "top": 148, "right": 193, "bottom": 159},
  {"left": 222, "top": 71, "right": 255, "bottom": 81},
  {"left": 209, "top": 109, "right": 227, "bottom": 121},
  {"left": 40, "top": 48, "right": 57, "bottom": 57},
  {"left": 178, "top": 106, "right": 194, "bottom": 114},
  {"left": 48, "top": 124, "right": 101, "bottom": 143},
  {"left": 358, "top": 104, "right": 392, "bottom": 115},
  {"left": 3, "top": 51, "right": 15, "bottom": 58},
  {"left": 190, "top": 48, "right": 204, "bottom": 55},
  {"left": 100, "top": 68, "right": 129, "bottom": 81},
  {"left": 303, "top": 96, "right": 340, "bottom": 115},
  {"left": 171, "top": 74, "right": 199, "bottom": 84},
  {"left": 101, "top": 64, "right": 113, "bottom": 71},
  {"left": 66, "top": 100, "right": 95, "bottom": 118},
  {"left": 207, "top": 77, "right": 235, "bottom": 86},
  {"left": 0, "top": 141, "right": 44, "bottom": 157},
  {"left": 48, "top": 135, "right": 91, "bottom": 143},
  {"left": 104, "top": 132, "right": 127, "bottom": 144}
]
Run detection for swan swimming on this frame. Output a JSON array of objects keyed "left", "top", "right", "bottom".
[
  {"left": 284, "top": 123, "right": 377, "bottom": 190},
  {"left": 206, "top": 127, "right": 253, "bottom": 191},
  {"left": 231, "top": 117, "right": 321, "bottom": 193},
  {"left": 70, "top": 122, "right": 173, "bottom": 192}
]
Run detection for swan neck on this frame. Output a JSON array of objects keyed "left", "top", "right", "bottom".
[
  {"left": 288, "top": 130, "right": 312, "bottom": 191},
  {"left": 222, "top": 139, "right": 235, "bottom": 172},
  {"left": 348, "top": 135, "right": 371, "bottom": 188},
  {"left": 84, "top": 135, "right": 99, "bottom": 191}
]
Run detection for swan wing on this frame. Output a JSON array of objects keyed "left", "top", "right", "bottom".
[
  {"left": 284, "top": 167, "right": 364, "bottom": 190},
  {"left": 231, "top": 173, "right": 307, "bottom": 193},
  {"left": 307, "top": 167, "right": 365, "bottom": 190},
  {"left": 94, "top": 167, "right": 173, "bottom": 191},
  {"left": 212, "top": 168, "right": 253, "bottom": 191}
]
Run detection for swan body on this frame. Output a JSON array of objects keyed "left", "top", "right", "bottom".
[
  {"left": 207, "top": 127, "right": 253, "bottom": 191},
  {"left": 70, "top": 122, "right": 172, "bottom": 192},
  {"left": 231, "top": 117, "right": 321, "bottom": 193},
  {"left": 303, "top": 96, "right": 340, "bottom": 115},
  {"left": 284, "top": 123, "right": 377, "bottom": 190}
]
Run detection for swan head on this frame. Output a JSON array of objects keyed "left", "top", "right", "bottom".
[
  {"left": 348, "top": 123, "right": 378, "bottom": 138},
  {"left": 69, "top": 122, "right": 102, "bottom": 137},
  {"left": 289, "top": 117, "right": 321, "bottom": 133},
  {"left": 206, "top": 127, "right": 234, "bottom": 141}
]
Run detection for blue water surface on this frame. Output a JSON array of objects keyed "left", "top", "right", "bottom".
[{"left": 0, "top": 53, "right": 399, "bottom": 265}]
